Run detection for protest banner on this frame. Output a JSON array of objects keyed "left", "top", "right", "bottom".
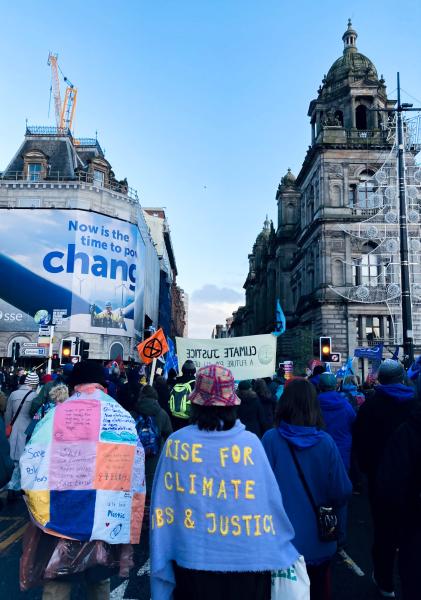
[{"left": 175, "top": 334, "right": 277, "bottom": 380}]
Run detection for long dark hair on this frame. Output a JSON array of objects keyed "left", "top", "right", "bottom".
[
  {"left": 275, "top": 378, "right": 324, "bottom": 428},
  {"left": 190, "top": 404, "right": 237, "bottom": 431}
]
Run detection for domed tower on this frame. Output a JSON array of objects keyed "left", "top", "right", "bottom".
[
  {"left": 271, "top": 21, "right": 399, "bottom": 370},
  {"left": 308, "top": 20, "right": 395, "bottom": 145}
]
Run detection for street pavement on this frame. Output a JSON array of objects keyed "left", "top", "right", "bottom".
[{"left": 0, "top": 489, "right": 401, "bottom": 599}]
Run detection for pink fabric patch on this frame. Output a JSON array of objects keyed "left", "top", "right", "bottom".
[
  {"left": 50, "top": 441, "right": 97, "bottom": 490},
  {"left": 53, "top": 400, "right": 101, "bottom": 442}
]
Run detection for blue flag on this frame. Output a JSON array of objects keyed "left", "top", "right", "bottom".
[
  {"left": 335, "top": 357, "right": 353, "bottom": 379},
  {"left": 391, "top": 346, "right": 400, "bottom": 361},
  {"left": 163, "top": 337, "right": 179, "bottom": 376},
  {"left": 354, "top": 343, "right": 383, "bottom": 361},
  {"left": 273, "top": 299, "right": 286, "bottom": 337}
]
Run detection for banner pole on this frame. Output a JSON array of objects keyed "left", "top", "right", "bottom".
[
  {"left": 149, "top": 358, "right": 157, "bottom": 385},
  {"left": 47, "top": 325, "right": 54, "bottom": 375}
]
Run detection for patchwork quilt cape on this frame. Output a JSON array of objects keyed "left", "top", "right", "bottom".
[{"left": 20, "top": 384, "right": 145, "bottom": 544}]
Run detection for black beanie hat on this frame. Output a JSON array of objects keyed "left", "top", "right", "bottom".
[
  {"left": 69, "top": 361, "right": 106, "bottom": 388},
  {"left": 182, "top": 360, "right": 196, "bottom": 375}
]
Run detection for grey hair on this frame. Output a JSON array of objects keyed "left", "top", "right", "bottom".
[{"left": 49, "top": 384, "right": 69, "bottom": 404}]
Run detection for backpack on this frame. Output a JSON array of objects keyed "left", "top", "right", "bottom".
[
  {"left": 169, "top": 380, "right": 194, "bottom": 419},
  {"left": 135, "top": 415, "right": 160, "bottom": 457}
]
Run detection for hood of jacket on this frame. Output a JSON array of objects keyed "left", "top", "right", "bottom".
[
  {"left": 318, "top": 390, "right": 351, "bottom": 411},
  {"left": 278, "top": 421, "right": 325, "bottom": 448},
  {"left": 136, "top": 395, "right": 161, "bottom": 416},
  {"left": 374, "top": 383, "right": 415, "bottom": 403},
  {"left": 237, "top": 389, "right": 258, "bottom": 405}
]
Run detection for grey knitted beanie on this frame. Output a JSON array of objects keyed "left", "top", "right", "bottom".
[{"left": 378, "top": 359, "right": 404, "bottom": 384}]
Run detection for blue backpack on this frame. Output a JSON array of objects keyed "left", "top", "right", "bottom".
[{"left": 135, "top": 415, "right": 160, "bottom": 457}]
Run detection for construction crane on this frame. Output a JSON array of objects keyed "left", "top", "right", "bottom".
[
  {"left": 60, "top": 75, "right": 77, "bottom": 131},
  {"left": 47, "top": 52, "right": 78, "bottom": 132},
  {"left": 47, "top": 53, "right": 62, "bottom": 128}
]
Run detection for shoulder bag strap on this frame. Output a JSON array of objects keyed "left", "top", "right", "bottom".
[
  {"left": 10, "top": 390, "right": 33, "bottom": 428},
  {"left": 286, "top": 440, "right": 319, "bottom": 517}
]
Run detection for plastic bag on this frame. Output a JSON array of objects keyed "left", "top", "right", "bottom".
[
  {"left": 20, "top": 522, "right": 134, "bottom": 591},
  {"left": 271, "top": 556, "right": 310, "bottom": 600}
]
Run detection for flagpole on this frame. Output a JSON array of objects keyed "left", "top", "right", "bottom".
[{"left": 149, "top": 358, "right": 157, "bottom": 385}]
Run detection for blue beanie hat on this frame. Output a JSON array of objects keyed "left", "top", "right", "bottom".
[{"left": 319, "top": 373, "right": 337, "bottom": 391}]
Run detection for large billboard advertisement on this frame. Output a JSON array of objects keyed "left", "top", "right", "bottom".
[{"left": 0, "top": 209, "right": 146, "bottom": 337}]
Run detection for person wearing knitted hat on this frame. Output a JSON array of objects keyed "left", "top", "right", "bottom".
[
  {"left": 5, "top": 371, "right": 39, "bottom": 463},
  {"left": 353, "top": 359, "right": 416, "bottom": 598},
  {"left": 150, "top": 364, "right": 304, "bottom": 600},
  {"left": 20, "top": 360, "right": 145, "bottom": 599}
]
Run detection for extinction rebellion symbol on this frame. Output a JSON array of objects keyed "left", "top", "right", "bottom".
[{"left": 143, "top": 337, "right": 164, "bottom": 360}]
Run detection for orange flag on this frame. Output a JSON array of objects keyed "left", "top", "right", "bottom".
[{"left": 137, "top": 328, "right": 169, "bottom": 365}]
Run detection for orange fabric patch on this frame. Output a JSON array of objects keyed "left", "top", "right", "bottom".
[
  {"left": 130, "top": 492, "right": 145, "bottom": 543},
  {"left": 94, "top": 443, "right": 135, "bottom": 491}
]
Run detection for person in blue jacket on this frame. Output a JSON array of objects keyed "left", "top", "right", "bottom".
[
  {"left": 262, "top": 378, "right": 352, "bottom": 600},
  {"left": 317, "top": 373, "right": 356, "bottom": 471}
]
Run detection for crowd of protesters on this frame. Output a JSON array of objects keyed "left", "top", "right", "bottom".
[{"left": 0, "top": 354, "right": 420, "bottom": 599}]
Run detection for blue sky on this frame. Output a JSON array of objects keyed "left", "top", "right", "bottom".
[{"left": 1, "top": 1, "right": 421, "bottom": 337}]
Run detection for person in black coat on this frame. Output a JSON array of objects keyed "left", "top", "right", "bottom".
[
  {"left": 236, "top": 380, "right": 269, "bottom": 438},
  {"left": 353, "top": 359, "right": 416, "bottom": 597},
  {"left": 377, "top": 382, "right": 421, "bottom": 600},
  {"left": 253, "top": 378, "right": 276, "bottom": 430}
]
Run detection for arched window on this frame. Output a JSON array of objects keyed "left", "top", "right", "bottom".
[
  {"left": 286, "top": 203, "right": 295, "bottom": 224},
  {"left": 307, "top": 187, "right": 314, "bottom": 223},
  {"left": 357, "top": 169, "right": 377, "bottom": 208},
  {"left": 109, "top": 342, "right": 124, "bottom": 361},
  {"left": 332, "top": 259, "right": 344, "bottom": 285},
  {"left": 356, "top": 105, "right": 368, "bottom": 130},
  {"left": 353, "top": 244, "right": 380, "bottom": 285},
  {"left": 330, "top": 184, "right": 342, "bottom": 207}
]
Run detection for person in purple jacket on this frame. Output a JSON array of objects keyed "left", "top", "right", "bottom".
[
  {"left": 317, "top": 373, "right": 356, "bottom": 471},
  {"left": 262, "top": 378, "right": 352, "bottom": 600}
]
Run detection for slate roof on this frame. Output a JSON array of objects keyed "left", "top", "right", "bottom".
[{"left": 2, "top": 129, "right": 105, "bottom": 180}]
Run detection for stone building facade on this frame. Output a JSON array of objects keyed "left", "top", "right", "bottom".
[
  {"left": 230, "top": 21, "right": 421, "bottom": 376},
  {"left": 0, "top": 126, "right": 163, "bottom": 364}
]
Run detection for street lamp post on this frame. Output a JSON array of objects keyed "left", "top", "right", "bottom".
[
  {"left": 396, "top": 73, "right": 414, "bottom": 366},
  {"left": 373, "top": 73, "right": 420, "bottom": 366}
]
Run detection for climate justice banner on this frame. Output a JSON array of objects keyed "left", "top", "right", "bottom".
[
  {"left": 0, "top": 209, "right": 146, "bottom": 337},
  {"left": 175, "top": 334, "right": 277, "bottom": 380}
]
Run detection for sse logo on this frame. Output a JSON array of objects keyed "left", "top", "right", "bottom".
[{"left": 0, "top": 311, "right": 23, "bottom": 322}]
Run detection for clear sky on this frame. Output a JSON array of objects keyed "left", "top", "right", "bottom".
[{"left": 1, "top": 1, "right": 421, "bottom": 337}]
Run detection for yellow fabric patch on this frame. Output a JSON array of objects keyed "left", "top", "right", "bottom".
[{"left": 26, "top": 490, "right": 50, "bottom": 526}]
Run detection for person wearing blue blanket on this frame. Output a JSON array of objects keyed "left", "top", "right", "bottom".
[
  {"left": 262, "top": 378, "right": 352, "bottom": 600},
  {"left": 150, "top": 364, "right": 300, "bottom": 600}
]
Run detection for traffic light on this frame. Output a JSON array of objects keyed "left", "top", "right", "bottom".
[
  {"left": 80, "top": 340, "right": 90, "bottom": 360},
  {"left": 61, "top": 340, "right": 72, "bottom": 364},
  {"left": 52, "top": 353, "right": 60, "bottom": 369},
  {"left": 319, "top": 337, "right": 332, "bottom": 362},
  {"left": 11, "top": 341, "right": 20, "bottom": 362}
]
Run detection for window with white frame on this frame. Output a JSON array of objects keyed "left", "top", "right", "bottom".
[
  {"left": 27, "top": 163, "right": 42, "bottom": 181},
  {"left": 93, "top": 169, "right": 104, "bottom": 186}
]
